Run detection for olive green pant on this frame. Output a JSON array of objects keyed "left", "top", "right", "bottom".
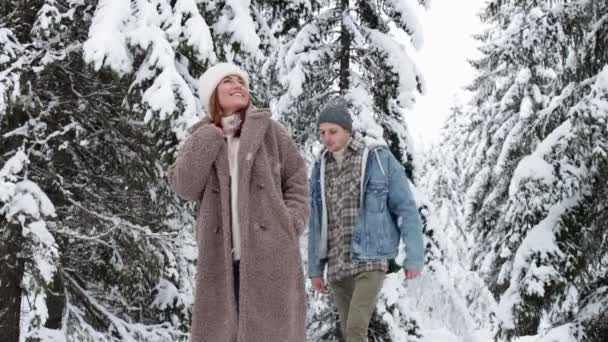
[{"left": 329, "top": 271, "right": 385, "bottom": 342}]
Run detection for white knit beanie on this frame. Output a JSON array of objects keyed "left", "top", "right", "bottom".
[{"left": 198, "top": 62, "right": 250, "bottom": 113}]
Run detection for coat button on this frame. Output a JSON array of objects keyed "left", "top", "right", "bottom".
[
  {"left": 212, "top": 188, "right": 220, "bottom": 193},
  {"left": 215, "top": 225, "right": 221, "bottom": 233},
  {"left": 254, "top": 222, "right": 266, "bottom": 231},
  {"left": 257, "top": 183, "right": 265, "bottom": 189}
]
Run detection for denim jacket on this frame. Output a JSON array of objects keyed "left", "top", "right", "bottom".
[{"left": 307, "top": 143, "right": 424, "bottom": 277}]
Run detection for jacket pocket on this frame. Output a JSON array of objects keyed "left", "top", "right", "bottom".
[{"left": 365, "top": 180, "right": 388, "bottom": 213}]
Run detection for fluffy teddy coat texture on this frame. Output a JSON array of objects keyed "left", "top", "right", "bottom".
[{"left": 168, "top": 107, "right": 309, "bottom": 342}]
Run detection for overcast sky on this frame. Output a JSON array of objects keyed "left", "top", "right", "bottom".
[{"left": 408, "top": 0, "right": 486, "bottom": 146}]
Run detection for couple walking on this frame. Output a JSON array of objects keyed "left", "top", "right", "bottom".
[{"left": 168, "top": 62, "right": 424, "bottom": 342}]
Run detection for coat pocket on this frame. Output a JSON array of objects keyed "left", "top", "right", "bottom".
[
  {"left": 365, "top": 180, "right": 388, "bottom": 213},
  {"left": 253, "top": 181, "right": 297, "bottom": 245}
]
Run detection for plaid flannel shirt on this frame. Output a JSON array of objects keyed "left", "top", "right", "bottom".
[{"left": 325, "top": 138, "right": 387, "bottom": 282}]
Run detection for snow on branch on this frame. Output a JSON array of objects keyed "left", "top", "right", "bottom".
[
  {"left": 214, "top": 0, "right": 260, "bottom": 57},
  {"left": 1, "top": 151, "right": 60, "bottom": 337},
  {"left": 83, "top": 0, "right": 133, "bottom": 74},
  {"left": 496, "top": 198, "right": 579, "bottom": 331},
  {"left": 361, "top": 27, "right": 422, "bottom": 108},
  {"left": 83, "top": 0, "right": 209, "bottom": 141},
  {"left": 62, "top": 273, "right": 188, "bottom": 342},
  {"left": 385, "top": 0, "right": 425, "bottom": 49},
  {"left": 0, "top": 27, "right": 23, "bottom": 113},
  {"left": 276, "top": 10, "right": 336, "bottom": 116},
  {"left": 168, "top": 0, "right": 214, "bottom": 62}
]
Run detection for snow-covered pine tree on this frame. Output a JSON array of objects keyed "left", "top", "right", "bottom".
[
  {"left": 188, "top": 0, "right": 320, "bottom": 108},
  {"left": 0, "top": 0, "right": 226, "bottom": 340},
  {"left": 2, "top": 0, "right": 337, "bottom": 340},
  {"left": 455, "top": 1, "right": 608, "bottom": 341},
  {"left": 0, "top": 12, "right": 28, "bottom": 341},
  {"left": 414, "top": 102, "right": 499, "bottom": 341},
  {"left": 244, "top": 0, "right": 322, "bottom": 107},
  {"left": 273, "top": 1, "right": 433, "bottom": 341},
  {"left": 274, "top": 0, "right": 428, "bottom": 168}
]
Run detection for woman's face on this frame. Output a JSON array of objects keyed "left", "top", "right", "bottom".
[{"left": 216, "top": 75, "right": 250, "bottom": 114}]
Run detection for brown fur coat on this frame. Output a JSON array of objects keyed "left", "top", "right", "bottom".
[{"left": 168, "top": 108, "right": 309, "bottom": 342}]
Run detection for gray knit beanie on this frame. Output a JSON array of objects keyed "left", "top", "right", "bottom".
[{"left": 317, "top": 96, "right": 352, "bottom": 131}]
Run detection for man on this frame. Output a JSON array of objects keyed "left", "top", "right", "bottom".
[{"left": 308, "top": 96, "right": 424, "bottom": 342}]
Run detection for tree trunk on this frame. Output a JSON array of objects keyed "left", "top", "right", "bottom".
[
  {"left": 0, "top": 220, "right": 25, "bottom": 342},
  {"left": 339, "top": 0, "right": 351, "bottom": 93},
  {"left": 44, "top": 272, "right": 66, "bottom": 330}
]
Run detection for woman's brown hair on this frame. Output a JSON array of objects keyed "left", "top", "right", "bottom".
[{"left": 208, "top": 88, "right": 248, "bottom": 137}]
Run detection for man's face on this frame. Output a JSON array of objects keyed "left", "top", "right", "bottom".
[{"left": 319, "top": 122, "right": 350, "bottom": 153}]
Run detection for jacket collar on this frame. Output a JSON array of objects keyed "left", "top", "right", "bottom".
[{"left": 324, "top": 136, "right": 364, "bottom": 162}]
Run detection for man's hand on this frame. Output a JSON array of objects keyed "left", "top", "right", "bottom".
[
  {"left": 311, "top": 276, "right": 328, "bottom": 294},
  {"left": 404, "top": 269, "right": 421, "bottom": 280}
]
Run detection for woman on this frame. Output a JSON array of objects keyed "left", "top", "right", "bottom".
[{"left": 168, "top": 62, "right": 309, "bottom": 342}]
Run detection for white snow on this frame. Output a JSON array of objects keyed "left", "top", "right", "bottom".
[
  {"left": 0, "top": 150, "right": 28, "bottom": 180},
  {"left": 151, "top": 278, "right": 179, "bottom": 310},
  {"left": 169, "top": 0, "right": 214, "bottom": 62},
  {"left": 515, "top": 68, "right": 532, "bottom": 85},
  {"left": 214, "top": 0, "right": 260, "bottom": 57},
  {"left": 519, "top": 96, "right": 533, "bottom": 119},
  {"left": 514, "top": 323, "right": 577, "bottom": 342},
  {"left": 497, "top": 198, "right": 579, "bottom": 329},
  {"left": 83, "top": 0, "right": 133, "bottom": 74},
  {"left": 464, "top": 165, "right": 490, "bottom": 219},
  {"left": 508, "top": 154, "right": 554, "bottom": 196},
  {"left": 32, "top": 4, "right": 62, "bottom": 39},
  {"left": 18, "top": 181, "right": 56, "bottom": 217},
  {"left": 26, "top": 327, "right": 66, "bottom": 342},
  {"left": 494, "top": 121, "right": 523, "bottom": 175},
  {"left": 509, "top": 119, "right": 573, "bottom": 196},
  {"left": 2, "top": 151, "right": 61, "bottom": 339},
  {"left": 0, "top": 27, "right": 20, "bottom": 64},
  {"left": 82, "top": 0, "right": 203, "bottom": 141},
  {"left": 388, "top": 0, "right": 425, "bottom": 49},
  {"left": 275, "top": 9, "right": 334, "bottom": 117},
  {"left": 30, "top": 222, "right": 59, "bottom": 285},
  {"left": 1, "top": 180, "right": 56, "bottom": 223},
  {"left": 578, "top": 286, "right": 608, "bottom": 321},
  {"left": 349, "top": 84, "right": 384, "bottom": 139},
  {"left": 364, "top": 28, "right": 421, "bottom": 108}
]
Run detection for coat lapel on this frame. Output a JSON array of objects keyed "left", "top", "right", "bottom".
[
  {"left": 236, "top": 108, "right": 271, "bottom": 230},
  {"left": 238, "top": 108, "right": 271, "bottom": 181}
]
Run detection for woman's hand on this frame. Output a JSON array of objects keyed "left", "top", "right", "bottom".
[
  {"left": 167, "top": 123, "right": 225, "bottom": 201},
  {"left": 207, "top": 124, "right": 224, "bottom": 136}
]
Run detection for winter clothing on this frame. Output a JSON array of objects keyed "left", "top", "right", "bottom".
[
  {"left": 330, "top": 270, "right": 386, "bottom": 342},
  {"left": 222, "top": 114, "right": 242, "bottom": 260},
  {"left": 168, "top": 107, "right": 308, "bottom": 342},
  {"left": 198, "top": 63, "right": 250, "bottom": 112},
  {"left": 233, "top": 261, "right": 240, "bottom": 310},
  {"left": 307, "top": 140, "right": 424, "bottom": 278},
  {"left": 324, "top": 137, "right": 387, "bottom": 282},
  {"left": 332, "top": 147, "right": 346, "bottom": 166},
  {"left": 318, "top": 96, "right": 353, "bottom": 131}
]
